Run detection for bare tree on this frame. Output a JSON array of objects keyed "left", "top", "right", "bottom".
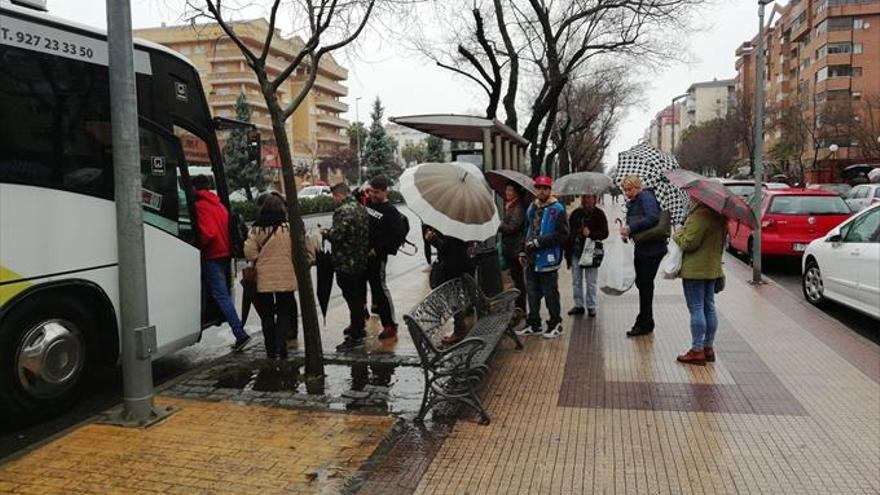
[
  {"left": 549, "top": 69, "right": 638, "bottom": 175},
  {"left": 187, "top": 0, "right": 379, "bottom": 385},
  {"left": 729, "top": 90, "right": 756, "bottom": 175},
  {"left": 426, "top": 0, "right": 703, "bottom": 174},
  {"left": 676, "top": 117, "right": 738, "bottom": 176},
  {"left": 852, "top": 94, "right": 880, "bottom": 161}
]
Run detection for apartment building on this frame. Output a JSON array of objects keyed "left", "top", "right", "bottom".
[
  {"left": 135, "top": 20, "right": 350, "bottom": 188},
  {"left": 646, "top": 104, "right": 683, "bottom": 155},
  {"left": 735, "top": 0, "right": 880, "bottom": 181},
  {"left": 683, "top": 79, "right": 736, "bottom": 130}
]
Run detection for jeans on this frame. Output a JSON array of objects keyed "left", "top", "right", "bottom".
[
  {"left": 525, "top": 269, "right": 561, "bottom": 330},
  {"left": 682, "top": 279, "right": 719, "bottom": 351},
  {"left": 203, "top": 259, "right": 247, "bottom": 341},
  {"left": 366, "top": 257, "right": 395, "bottom": 327},
  {"left": 571, "top": 255, "right": 598, "bottom": 311},
  {"left": 504, "top": 255, "right": 527, "bottom": 313},
  {"left": 255, "top": 291, "right": 297, "bottom": 357},
  {"left": 337, "top": 271, "right": 367, "bottom": 338},
  {"left": 633, "top": 253, "right": 664, "bottom": 331}
]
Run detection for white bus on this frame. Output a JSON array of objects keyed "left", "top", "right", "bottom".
[{"left": 0, "top": 1, "right": 235, "bottom": 425}]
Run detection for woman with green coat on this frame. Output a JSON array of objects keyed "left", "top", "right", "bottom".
[{"left": 672, "top": 201, "right": 727, "bottom": 366}]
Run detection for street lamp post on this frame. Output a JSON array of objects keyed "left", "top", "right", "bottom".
[
  {"left": 355, "top": 96, "right": 363, "bottom": 185},
  {"left": 752, "top": 0, "right": 775, "bottom": 284},
  {"left": 670, "top": 93, "right": 688, "bottom": 155}
]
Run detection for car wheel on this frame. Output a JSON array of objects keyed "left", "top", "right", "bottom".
[
  {"left": 802, "top": 260, "right": 827, "bottom": 308},
  {"left": 0, "top": 295, "right": 92, "bottom": 427}
]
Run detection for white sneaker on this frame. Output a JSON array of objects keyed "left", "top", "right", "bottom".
[
  {"left": 542, "top": 325, "right": 562, "bottom": 339},
  {"left": 516, "top": 327, "right": 542, "bottom": 336}
]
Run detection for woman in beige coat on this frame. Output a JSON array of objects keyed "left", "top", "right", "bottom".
[{"left": 244, "top": 194, "right": 311, "bottom": 359}]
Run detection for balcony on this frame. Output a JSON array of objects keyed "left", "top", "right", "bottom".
[
  {"left": 207, "top": 71, "right": 258, "bottom": 85},
  {"left": 316, "top": 114, "right": 349, "bottom": 129},
  {"left": 318, "top": 59, "right": 348, "bottom": 80},
  {"left": 317, "top": 130, "right": 348, "bottom": 145},
  {"left": 316, "top": 96, "right": 349, "bottom": 113},
  {"left": 313, "top": 75, "right": 348, "bottom": 96}
]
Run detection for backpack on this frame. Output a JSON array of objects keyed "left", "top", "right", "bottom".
[{"left": 389, "top": 209, "right": 411, "bottom": 255}]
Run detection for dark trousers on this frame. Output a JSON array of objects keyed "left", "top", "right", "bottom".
[
  {"left": 254, "top": 291, "right": 297, "bottom": 357},
  {"left": 504, "top": 255, "right": 527, "bottom": 313},
  {"left": 634, "top": 253, "right": 665, "bottom": 331},
  {"left": 366, "top": 257, "right": 395, "bottom": 327},
  {"left": 525, "top": 269, "right": 561, "bottom": 330},
  {"left": 337, "top": 271, "right": 367, "bottom": 338}
]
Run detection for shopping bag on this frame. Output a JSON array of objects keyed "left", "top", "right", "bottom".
[
  {"left": 579, "top": 239, "right": 595, "bottom": 267},
  {"left": 598, "top": 238, "right": 635, "bottom": 295},
  {"left": 661, "top": 239, "right": 683, "bottom": 279}
]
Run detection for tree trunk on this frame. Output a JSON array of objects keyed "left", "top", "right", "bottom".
[
  {"left": 244, "top": 183, "right": 254, "bottom": 202},
  {"left": 261, "top": 80, "right": 325, "bottom": 391}
]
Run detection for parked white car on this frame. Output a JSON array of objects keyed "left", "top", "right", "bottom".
[
  {"left": 845, "top": 183, "right": 880, "bottom": 213},
  {"left": 299, "top": 185, "right": 331, "bottom": 198},
  {"left": 802, "top": 203, "right": 880, "bottom": 319}
]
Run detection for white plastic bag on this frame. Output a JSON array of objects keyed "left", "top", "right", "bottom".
[
  {"left": 579, "top": 239, "right": 595, "bottom": 267},
  {"left": 598, "top": 238, "right": 635, "bottom": 295},
  {"left": 661, "top": 239, "right": 683, "bottom": 279}
]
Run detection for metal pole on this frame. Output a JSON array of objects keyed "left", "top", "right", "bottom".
[
  {"left": 105, "top": 0, "right": 166, "bottom": 425},
  {"left": 355, "top": 97, "right": 362, "bottom": 184},
  {"left": 752, "top": 0, "right": 770, "bottom": 284}
]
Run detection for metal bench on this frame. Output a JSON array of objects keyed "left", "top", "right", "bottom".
[{"left": 403, "top": 275, "right": 522, "bottom": 425}]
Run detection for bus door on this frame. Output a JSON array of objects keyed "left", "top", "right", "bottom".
[{"left": 137, "top": 121, "right": 203, "bottom": 347}]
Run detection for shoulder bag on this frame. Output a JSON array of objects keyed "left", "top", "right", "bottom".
[{"left": 631, "top": 210, "right": 671, "bottom": 243}]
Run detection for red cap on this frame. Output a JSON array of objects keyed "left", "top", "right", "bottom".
[{"left": 534, "top": 176, "right": 553, "bottom": 187}]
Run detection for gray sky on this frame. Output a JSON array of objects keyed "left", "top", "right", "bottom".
[{"left": 46, "top": 0, "right": 764, "bottom": 168}]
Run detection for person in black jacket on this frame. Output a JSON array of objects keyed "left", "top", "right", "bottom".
[
  {"left": 365, "top": 176, "right": 404, "bottom": 340},
  {"left": 498, "top": 182, "right": 528, "bottom": 315},
  {"left": 565, "top": 193, "right": 609, "bottom": 317},
  {"left": 425, "top": 226, "right": 476, "bottom": 346}
]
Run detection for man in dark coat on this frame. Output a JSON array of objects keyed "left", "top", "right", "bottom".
[{"left": 365, "top": 175, "right": 405, "bottom": 340}]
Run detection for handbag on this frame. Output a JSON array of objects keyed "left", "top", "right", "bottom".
[
  {"left": 631, "top": 210, "right": 671, "bottom": 243},
  {"left": 579, "top": 239, "right": 595, "bottom": 267},
  {"left": 661, "top": 238, "right": 683, "bottom": 279},
  {"left": 714, "top": 275, "right": 726, "bottom": 293}
]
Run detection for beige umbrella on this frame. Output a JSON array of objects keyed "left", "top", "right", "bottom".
[{"left": 399, "top": 162, "right": 500, "bottom": 241}]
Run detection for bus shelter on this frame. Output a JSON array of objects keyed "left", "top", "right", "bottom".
[
  {"left": 389, "top": 114, "right": 531, "bottom": 296},
  {"left": 389, "top": 114, "right": 529, "bottom": 172}
]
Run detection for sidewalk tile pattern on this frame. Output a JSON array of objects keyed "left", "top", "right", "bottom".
[
  {"left": 408, "top": 258, "right": 879, "bottom": 494},
  {"left": 0, "top": 397, "right": 393, "bottom": 494}
]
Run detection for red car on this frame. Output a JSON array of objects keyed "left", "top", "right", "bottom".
[{"left": 727, "top": 189, "right": 852, "bottom": 259}]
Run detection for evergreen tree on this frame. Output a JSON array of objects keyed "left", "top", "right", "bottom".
[
  {"left": 223, "top": 93, "right": 270, "bottom": 201},
  {"left": 426, "top": 135, "right": 446, "bottom": 162},
  {"left": 361, "top": 97, "right": 394, "bottom": 182}
]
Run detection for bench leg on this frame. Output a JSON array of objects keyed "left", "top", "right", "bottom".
[
  {"left": 458, "top": 384, "right": 491, "bottom": 425},
  {"left": 507, "top": 326, "right": 524, "bottom": 350}
]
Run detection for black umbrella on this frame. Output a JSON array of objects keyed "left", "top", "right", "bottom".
[
  {"left": 316, "top": 239, "right": 334, "bottom": 324},
  {"left": 239, "top": 264, "right": 257, "bottom": 326}
]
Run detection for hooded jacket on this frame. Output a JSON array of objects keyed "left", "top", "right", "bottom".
[
  {"left": 195, "top": 189, "right": 231, "bottom": 260},
  {"left": 523, "top": 196, "right": 569, "bottom": 272}
]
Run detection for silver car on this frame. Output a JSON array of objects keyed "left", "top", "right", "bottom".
[{"left": 845, "top": 184, "right": 880, "bottom": 213}]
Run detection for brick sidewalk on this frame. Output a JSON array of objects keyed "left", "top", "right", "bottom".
[
  {"left": 363, "top": 250, "right": 880, "bottom": 494},
  {"left": 0, "top": 397, "right": 394, "bottom": 494}
]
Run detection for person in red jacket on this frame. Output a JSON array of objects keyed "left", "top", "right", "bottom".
[{"left": 193, "top": 175, "right": 250, "bottom": 351}]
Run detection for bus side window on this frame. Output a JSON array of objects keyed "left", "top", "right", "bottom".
[{"left": 139, "top": 127, "right": 182, "bottom": 237}]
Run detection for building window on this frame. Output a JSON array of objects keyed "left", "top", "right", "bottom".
[
  {"left": 816, "top": 65, "right": 857, "bottom": 81},
  {"left": 853, "top": 43, "right": 863, "bottom": 54},
  {"left": 217, "top": 87, "right": 230, "bottom": 96},
  {"left": 853, "top": 18, "right": 865, "bottom": 29},
  {"left": 828, "top": 17, "right": 854, "bottom": 31}
]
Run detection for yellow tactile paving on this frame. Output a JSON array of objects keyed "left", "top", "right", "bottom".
[
  {"left": 0, "top": 397, "right": 394, "bottom": 494},
  {"left": 413, "top": 237, "right": 880, "bottom": 494}
]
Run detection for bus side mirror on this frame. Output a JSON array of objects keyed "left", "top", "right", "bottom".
[{"left": 246, "top": 131, "right": 261, "bottom": 165}]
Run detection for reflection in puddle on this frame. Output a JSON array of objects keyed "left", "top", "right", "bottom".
[{"left": 207, "top": 359, "right": 423, "bottom": 416}]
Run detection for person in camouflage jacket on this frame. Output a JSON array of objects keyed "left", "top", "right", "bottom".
[{"left": 326, "top": 183, "right": 370, "bottom": 352}]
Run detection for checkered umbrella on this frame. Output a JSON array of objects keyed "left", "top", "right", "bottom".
[
  {"left": 663, "top": 169, "right": 758, "bottom": 229},
  {"left": 615, "top": 143, "right": 690, "bottom": 224}
]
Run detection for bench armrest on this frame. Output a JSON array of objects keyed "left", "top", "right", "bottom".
[{"left": 428, "top": 337, "right": 487, "bottom": 375}]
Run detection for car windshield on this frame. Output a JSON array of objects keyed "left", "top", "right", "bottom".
[
  {"left": 768, "top": 195, "right": 851, "bottom": 215},
  {"left": 821, "top": 184, "right": 852, "bottom": 195},
  {"left": 725, "top": 184, "right": 754, "bottom": 196}
]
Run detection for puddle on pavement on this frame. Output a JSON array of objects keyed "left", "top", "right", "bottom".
[{"left": 207, "top": 358, "right": 424, "bottom": 416}]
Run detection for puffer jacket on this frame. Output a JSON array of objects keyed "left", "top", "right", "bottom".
[
  {"left": 244, "top": 224, "right": 316, "bottom": 293},
  {"left": 625, "top": 188, "right": 667, "bottom": 258}
]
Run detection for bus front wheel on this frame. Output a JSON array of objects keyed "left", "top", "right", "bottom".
[{"left": 0, "top": 295, "right": 92, "bottom": 427}]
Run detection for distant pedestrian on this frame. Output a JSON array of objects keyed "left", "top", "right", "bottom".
[
  {"left": 193, "top": 175, "right": 250, "bottom": 351},
  {"left": 673, "top": 200, "right": 727, "bottom": 366},
  {"left": 566, "top": 193, "right": 609, "bottom": 318},
  {"left": 325, "top": 182, "right": 370, "bottom": 352},
  {"left": 424, "top": 226, "right": 476, "bottom": 346},
  {"left": 498, "top": 182, "right": 528, "bottom": 317},
  {"left": 245, "top": 193, "right": 314, "bottom": 359},
  {"left": 365, "top": 175, "right": 405, "bottom": 341},
  {"left": 619, "top": 175, "right": 667, "bottom": 337},
  {"left": 517, "top": 176, "right": 569, "bottom": 339}
]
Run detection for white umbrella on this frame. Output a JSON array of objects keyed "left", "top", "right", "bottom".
[{"left": 399, "top": 162, "right": 500, "bottom": 242}]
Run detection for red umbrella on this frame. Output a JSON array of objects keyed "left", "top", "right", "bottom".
[
  {"left": 663, "top": 169, "right": 758, "bottom": 229},
  {"left": 484, "top": 169, "right": 536, "bottom": 200}
]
